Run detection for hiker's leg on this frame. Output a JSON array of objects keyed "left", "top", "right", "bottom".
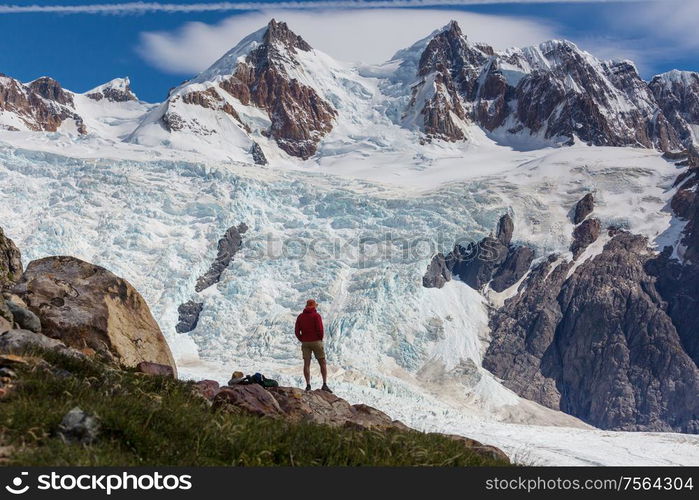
[
  {"left": 318, "top": 358, "right": 327, "bottom": 384},
  {"left": 303, "top": 358, "right": 311, "bottom": 386}
]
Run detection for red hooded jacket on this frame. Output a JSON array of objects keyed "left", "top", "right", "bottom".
[{"left": 295, "top": 307, "right": 324, "bottom": 342}]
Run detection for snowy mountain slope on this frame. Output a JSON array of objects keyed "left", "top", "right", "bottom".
[
  {"left": 0, "top": 74, "right": 151, "bottom": 141},
  {"left": 2, "top": 139, "right": 697, "bottom": 464}
]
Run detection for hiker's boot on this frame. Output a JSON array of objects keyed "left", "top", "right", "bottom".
[
  {"left": 321, "top": 383, "right": 332, "bottom": 393},
  {"left": 305, "top": 384, "right": 311, "bottom": 392}
]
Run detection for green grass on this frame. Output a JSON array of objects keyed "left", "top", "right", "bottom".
[{"left": 0, "top": 348, "right": 509, "bottom": 466}]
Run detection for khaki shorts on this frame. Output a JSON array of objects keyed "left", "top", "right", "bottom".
[{"left": 301, "top": 341, "right": 325, "bottom": 362}]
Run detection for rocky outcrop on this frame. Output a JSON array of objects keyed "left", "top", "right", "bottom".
[
  {"left": 484, "top": 230, "right": 699, "bottom": 433},
  {"left": 12, "top": 256, "right": 176, "bottom": 375},
  {"left": 195, "top": 223, "right": 247, "bottom": 292},
  {"left": 408, "top": 22, "right": 683, "bottom": 151},
  {"left": 0, "top": 227, "right": 22, "bottom": 289},
  {"left": 251, "top": 141, "right": 268, "bottom": 165},
  {"left": 424, "top": 214, "right": 534, "bottom": 292},
  {"left": 422, "top": 253, "right": 451, "bottom": 288},
  {"left": 408, "top": 21, "right": 490, "bottom": 141},
  {"left": 85, "top": 77, "right": 138, "bottom": 102},
  {"left": 205, "top": 381, "right": 508, "bottom": 461},
  {"left": 214, "top": 384, "right": 285, "bottom": 418},
  {"left": 650, "top": 71, "right": 699, "bottom": 148},
  {"left": 573, "top": 193, "right": 595, "bottom": 224},
  {"left": 175, "top": 301, "right": 203, "bottom": 333},
  {"left": 0, "top": 74, "right": 86, "bottom": 134},
  {"left": 570, "top": 218, "right": 601, "bottom": 258}
]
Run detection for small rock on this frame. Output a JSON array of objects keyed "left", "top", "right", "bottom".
[
  {"left": 438, "top": 433, "right": 510, "bottom": 463},
  {"left": 0, "top": 300, "right": 12, "bottom": 324},
  {"left": 213, "top": 385, "right": 284, "bottom": 418},
  {"left": 0, "top": 328, "right": 69, "bottom": 354},
  {"left": 193, "top": 379, "right": 220, "bottom": 399},
  {"left": 251, "top": 141, "right": 268, "bottom": 165},
  {"left": 58, "top": 407, "right": 100, "bottom": 444},
  {"left": 136, "top": 361, "right": 175, "bottom": 378},
  {"left": 5, "top": 302, "right": 42, "bottom": 333},
  {"left": 0, "top": 316, "right": 11, "bottom": 335},
  {"left": 0, "top": 367, "right": 16, "bottom": 379}
]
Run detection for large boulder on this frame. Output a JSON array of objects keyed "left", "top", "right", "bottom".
[
  {"left": 11, "top": 256, "right": 176, "bottom": 375},
  {"left": 0, "top": 227, "right": 22, "bottom": 289}
]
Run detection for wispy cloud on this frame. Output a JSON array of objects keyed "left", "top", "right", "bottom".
[
  {"left": 0, "top": 0, "right": 649, "bottom": 15},
  {"left": 137, "top": 9, "right": 560, "bottom": 73}
]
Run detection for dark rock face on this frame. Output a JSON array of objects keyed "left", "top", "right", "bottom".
[
  {"left": 495, "top": 214, "right": 514, "bottom": 245},
  {"left": 217, "top": 20, "right": 336, "bottom": 159},
  {"left": 570, "top": 218, "right": 601, "bottom": 258},
  {"left": 0, "top": 227, "right": 22, "bottom": 289},
  {"left": 251, "top": 141, "right": 268, "bottom": 165},
  {"left": 175, "top": 301, "right": 203, "bottom": 333},
  {"left": 423, "top": 214, "right": 533, "bottom": 292},
  {"left": 649, "top": 71, "right": 699, "bottom": 148},
  {"left": 490, "top": 245, "right": 535, "bottom": 292},
  {"left": 422, "top": 253, "right": 451, "bottom": 289},
  {"left": 573, "top": 193, "right": 595, "bottom": 224},
  {"left": 484, "top": 231, "right": 699, "bottom": 433},
  {"left": 28, "top": 77, "right": 74, "bottom": 106},
  {"left": 195, "top": 223, "right": 248, "bottom": 292}
]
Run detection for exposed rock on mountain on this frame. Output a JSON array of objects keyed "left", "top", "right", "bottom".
[
  {"left": 86, "top": 77, "right": 138, "bottom": 102},
  {"left": 195, "top": 223, "right": 247, "bottom": 292},
  {"left": 424, "top": 214, "right": 533, "bottom": 292},
  {"left": 175, "top": 301, "right": 203, "bottom": 334},
  {"left": 650, "top": 71, "right": 699, "bottom": 147},
  {"left": 483, "top": 226, "right": 699, "bottom": 433},
  {"left": 408, "top": 21, "right": 489, "bottom": 141},
  {"left": 422, "top": 253, "right": 451, "bottom": 289},
  {"left": 0, "top": 228, "right": 22, "bottom": 289},
  {"left": 406, "top": 22, "right": 682, "bottom": 150},
  {"left": 251, "top": 141, "right": 268, "bottom": 165},
  {"left": 0, "top": 74, "right": 86, "bottom": 133},
  {"left": 573, "top": 193, "right": 595, "bottom": 224},
  {"left": 12, "top": 256, "right": 176, "bottom": 375},
  {"left": 570, "top": 218, "right": 601, "bottom": 258},
  {"left": 132, "top": 19, "right": 337, "bottom": 160}
]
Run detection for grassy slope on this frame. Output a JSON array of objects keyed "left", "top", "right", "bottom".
[{"left": 0, "top": 349, "right": 509, "bottom": 466}]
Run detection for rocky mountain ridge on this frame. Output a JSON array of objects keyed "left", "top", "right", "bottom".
[
  {"left": 423, "top": 150, "right": 699, "bottom": 433},
  {"left": 2, "top": 19, "right": 698, "bottom": 162}
]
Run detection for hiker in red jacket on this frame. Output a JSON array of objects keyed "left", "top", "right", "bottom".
[{"left": 295, "top": 299, "right": 332, "bottom": 393}]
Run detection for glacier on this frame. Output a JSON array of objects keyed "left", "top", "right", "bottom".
[{"left": 1, "top": 135, "right": 697, "bottom": 466}]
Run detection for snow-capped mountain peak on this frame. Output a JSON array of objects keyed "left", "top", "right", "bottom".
[{"left": 85, "top": 77, "right": 138, "bottom": 102}]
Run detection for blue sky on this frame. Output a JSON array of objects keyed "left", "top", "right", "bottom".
[{"left": 1, "top": 0, "right": 698, "bottom": 102}]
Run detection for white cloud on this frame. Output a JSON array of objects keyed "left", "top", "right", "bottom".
[
  {"left": 137, "top": 8, "right": 561, "bottom": 73},
  {"left": 0, "top": 1, "right": 647, "bottom": 15}
]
